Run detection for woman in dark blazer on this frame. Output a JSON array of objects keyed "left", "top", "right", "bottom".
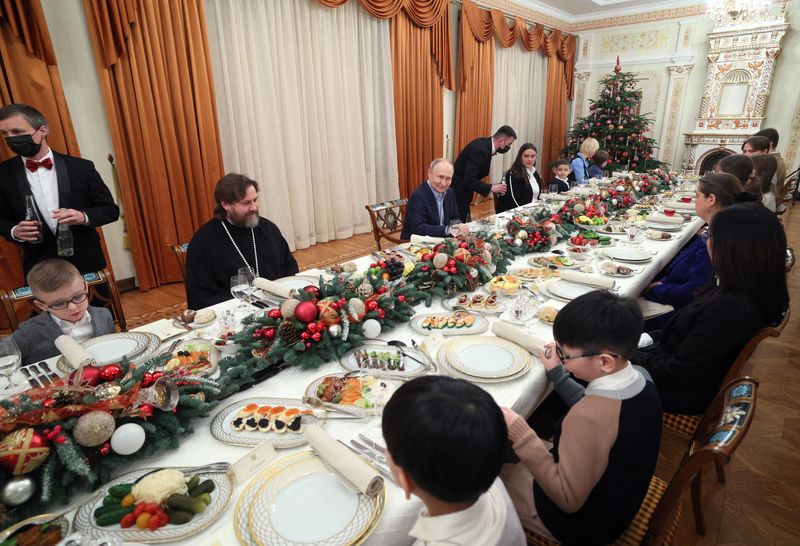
[
  {"left": 495, "top": 143, "right": 542, "bottom": 214},
  {"left": 634, "top": 204, "right": 788, "bottom": 415}
]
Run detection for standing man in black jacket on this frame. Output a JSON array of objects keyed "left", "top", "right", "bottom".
[
  {"left": 0, "top": 104, "right": 120, "bottom": 276},
  {"left": 451, "top": 125, "right": 516, "bottom": 222}
]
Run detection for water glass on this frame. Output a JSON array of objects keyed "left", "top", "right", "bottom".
[
  {"left": 237, "top": 266, "right": 256, "bottom": 304},
  {"left": 0, "top": 336, "right": 21, "bottom": 390},
  {"left": 230, "top": 275, "right": 250, "bottom": 312}
]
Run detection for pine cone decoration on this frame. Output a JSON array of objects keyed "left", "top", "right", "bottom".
[
  {"left": 278, "top": 320, "right": 301, "bottom": 346},
  {"left": 344, "top": 279, "right": 357, "bottom": 293},
  {"left": 446, "top": 281, "right": 458, "bottom": 296}
]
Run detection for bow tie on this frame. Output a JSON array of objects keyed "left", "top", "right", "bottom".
[{"left": 25, "top": 158, "right": 53, "bottom": 172}]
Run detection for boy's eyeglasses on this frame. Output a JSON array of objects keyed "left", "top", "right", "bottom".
[
  {"left": 37, "top": 291, "right": 89, "bottom": 310},
  {"left": 555, "top": 345, "right": 621, "bottom": 365}
]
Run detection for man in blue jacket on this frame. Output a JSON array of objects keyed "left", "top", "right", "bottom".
[{"left": 401, "top": 158, "right": 464, "bottom": 240}]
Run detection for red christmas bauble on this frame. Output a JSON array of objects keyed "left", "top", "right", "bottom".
[
  {"left": 69, "top": 365, "right": 101, "bottom": 387},
  {"left": 311, "top": 332, "right": 322, "bottom": 342},
  {"left": 264, "top": 327, "right": 275, "bottom": 339},
  {"left": 398, "top": 295, "right": 406, "bottom": 303},
  {"left": 0, "top": 428, "right": 50, "bottom": 475},
  {"left": 366, "top": 301, "right": 379, "bottom": 312},
  {"left": 294, "top": 301, "right": 318, "bottom": 323},
  {"left": 99, "top": 364, "right": 122, "bottom": 382},
  {"left": 99, "top": 442, "right": 111, "bottom": 456},
  {"left": 267, "top": 308, "right": 282, "bottom": 319},
  {"left": 303, "top": 285, "right": 320, "bottom": 298},
  {"left": 139, "top": 404, "right": 154, "bottom": 417},
  {"left": 142, "top": 372, "right": 154, "bottom": 387}
]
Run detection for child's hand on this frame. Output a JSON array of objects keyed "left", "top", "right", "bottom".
[
  {"left": 501, "top": 407, "right": 520, "bottom": 429},
  {"left": 538, "top": 342, "right": 561, "bottom": 371}
]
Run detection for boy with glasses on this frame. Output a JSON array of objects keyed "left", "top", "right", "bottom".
[
  {"left": 499, "top": 291, "right": 662, "bottom": 544},
  {"left": 11, "top": 259, "right": 114, "bottom": 363}
]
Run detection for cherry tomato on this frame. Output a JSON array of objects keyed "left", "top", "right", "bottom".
[{"left": 120, "top": 512, "right": 136, "bottom": 528}]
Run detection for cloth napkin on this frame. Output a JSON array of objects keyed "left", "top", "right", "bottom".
[
  {"left": 559, "top": 270, "right": 615, "bottom": 290},
  {"left": 55, "top": 335, "right": 96, "bottom": 367},
  {"left": 664, "top": 200, "right": 695, "bottom": 211},
  {"left": 646, "top": 213, "right": 684, "bottom": 225},
  {"left": 636, "top": 298, "right": 674, "bottom": 319},
  {"left": 491, "top": 321, "right": 548, "bottom": 355},
  {"left": 304, "top": 425, "right": 384, "bottom": 497},
  {"left": 410, "top": 234, "right": 445, "bottom": 245},
  {"left": 253, "top": 277, "right": 293, "bottom": 298},
  {"left": 131, "top": 318, "right": 188, "bottom": 341}
]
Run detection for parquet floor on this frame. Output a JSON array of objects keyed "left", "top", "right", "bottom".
[{"left": 118, "top": 200, "right": 800, "bottom": 544}]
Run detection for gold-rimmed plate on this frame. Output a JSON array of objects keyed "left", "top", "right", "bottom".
[
  {"left": 436, "top": 341, "right": 531, "bottom": 384},
  {"left": 409, "top": 312, "right": 489, "bottom": 336},
  {"left": 56, "top": 332, "right": 160, "bottom": 374},
  {"left": 236, "top": 451, "right": 385, "bottom": 546},
  {"left": 0, "top": 513, "right": 69, "bottom": 542},
  {"left": 444, "top": 336, "right": 531, "bottom": 379},
  {"left": 210, "top": 397, "right": 325, "bottom": 448},
  {"left": 72, "top": 466, "right": 232, "bottom": 543},
  {"left": 339, "top": 344, "right": 430, "bottom": 378}
]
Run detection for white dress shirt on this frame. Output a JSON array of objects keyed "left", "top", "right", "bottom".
[
  {"left": 409, "top": 478, "right": 525, "bottom": 546},
  {"left": 526, "top": 167, "right": 540, "bottom": 201},
  {"left": 23, "top": 148, "right": 59, "bottom": 233},
  {"left": 50, "top": 311, "right": 94, "bottom": 343}
]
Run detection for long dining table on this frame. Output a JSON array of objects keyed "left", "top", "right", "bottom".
[{"left": 34, "top": 202, "right": 704, "bottom": 545}]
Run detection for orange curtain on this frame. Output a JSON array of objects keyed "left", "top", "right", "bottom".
[
  {"left": 541, "top": 31, "right": 576, "bottom": 173},
  {"left": 0, "top": 1, "right": 83, "bottom": 290},
  {"left": 83, "top": 0, "right": 224, "bottom": 290},
  {"left": 317, "top": 0, "right": 452, "bottom": 198},
  {"left": 453, "top": 0, "right": 493, "bottom": 157}
]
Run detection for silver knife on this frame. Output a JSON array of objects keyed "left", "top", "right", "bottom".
[
  {"left": 20, "top": 367, "right": 42, "bottom": 388},
  {"left": 358, "top": 434, "right": 386, "bottom": 455},
  {"left": 38, "top": 362, "right": 61, "bottom": 383},
  {"left": 29, "top": 364, "right": 51, "bottom": 385},
  {"left": 351, "top": 439, "right": 387, "bottom": 464},
  {"left": 340, "top": 441, "right": 396, "bottom": 484}
]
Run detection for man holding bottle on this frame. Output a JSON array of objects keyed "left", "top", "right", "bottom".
[{"left": 0, "top": 104, "right": 119, "bottom": 275}]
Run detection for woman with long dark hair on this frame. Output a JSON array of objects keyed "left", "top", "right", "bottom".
[
  {"left": 495, "top": 143, "right": 542, "bottom": 213},
  {"left": 634, "top": 203, "right": 789, "bottom": 414},
  {"left": 751, "top": 154, "right": 778, "bottom": 212}
]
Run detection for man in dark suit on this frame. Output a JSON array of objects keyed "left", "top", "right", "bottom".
[
  {"left": 401, "top": 158, "right": 464, "bottom": 240},
  {"left": 0, "top": 104, "right": 119, "bottom": 276},
  {"left": 452, "top": 125, "right": 516, "bottom": 222}
]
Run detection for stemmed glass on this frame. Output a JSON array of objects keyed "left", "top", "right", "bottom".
[
  {"left": 230, "top": 274, "right": 250, "bottom": 315},
  {"left": 0, "top": 336, "right": 22, "bottom": 391},
  {"left": 237, "top": 266, "right": 256, "bottom": 306}
]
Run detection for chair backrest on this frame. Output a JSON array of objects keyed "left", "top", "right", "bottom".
[
  {"left": 787, "top": 248, "right": 796, "bottom": 273},
  {"left": 0, "top": 268, "right": 127, "bottom": 332},
  {"left": 365, "top": 199, "right": 408, "bottom": 251},
  {"left": 783, "top": 174, "right": 797, "bottom": 196},
  {"left": 646, "top": 376, "right": 759, "bottom": 544},
  {"left": 720, "top": 306, "right": 789, "bottom": 388},
  {"left": 172, "top": 243, "right": 189, "bottom": 284}
]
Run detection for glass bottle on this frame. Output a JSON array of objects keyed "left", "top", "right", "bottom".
[
  {"left": 57, "top": 211, "right": 74, "bottom": 257},
  {"left": 24, "top": 195, "right": 44, "bottom": 244}
]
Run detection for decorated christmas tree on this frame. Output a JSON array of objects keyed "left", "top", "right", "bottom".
[{"left": 563, "top": 57, "right": 666, "bottom": 173}]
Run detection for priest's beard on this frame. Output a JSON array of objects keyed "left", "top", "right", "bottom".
[{"left": 227, "top": 211, "right": 259, "bottom": 229}]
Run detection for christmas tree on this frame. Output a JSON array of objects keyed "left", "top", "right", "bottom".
[{"left": 563, "top": 57, "right": 666, "bottom": 173}]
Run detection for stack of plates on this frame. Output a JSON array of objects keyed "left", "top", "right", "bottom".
[
  {"left": 235, "top": 451, "right": 385, "bottom": 545},
  {"left": 539, "top": 279, "right": 598, "bottom": 301},
  {"left": 601, "top": 248, "right": 653, "bottom": 264},
  {"left": 436, "top": 336, "right": 531, "bottom": 383},
  {"left": 56, "top": 332, "right": 160, "bottom": 373},
  {"left": 645, "top": 220, "right": 682, "bottom": 232}
]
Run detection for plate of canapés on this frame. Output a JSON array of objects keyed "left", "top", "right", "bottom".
[{"left": 210, "top": 398, "right": 323, "bottom": 448}]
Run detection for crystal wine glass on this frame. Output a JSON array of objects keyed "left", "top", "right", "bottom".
[
  {"left": 230, "top": 274, "right": 250, "bottom": 314},
  {"left": 237, "top": 266, "right": 256, "bottom": 305},
  {"left": 0, "top": 336, "right": 22, "bottom": 390}
]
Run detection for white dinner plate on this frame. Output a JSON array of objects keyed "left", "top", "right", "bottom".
[
  {"left": 238, "top": 451, "right": 384, "bottom": 546},
  {"left": 210, "top": 397, "right": 324, "bottom": 448},
  {"left": 409, "top": 312, "right": 489, "bottom": 336},
  {"left": 56, "top": 332, "right": 161, "bottom": 373},
  {"left": 436, "top": 341, "right": 531, "bottom": 384},
  {"left": 645, "top": 221, "right": 683, "bottom": 232},
  {"left": 444, "top": 337, "right": 530, "bottom": 379},
  {"left": 602, "top": 248, "right": 653, "bottom": 263},
  {"left": 545, "top": 280, "right": 599, "bottom": 301},
  {"left": 273, "top": 275, "right": 320, "bottom": 291}
]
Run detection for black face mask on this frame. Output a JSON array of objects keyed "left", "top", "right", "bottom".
[
  {"left": 497, "top": 145, "right": 511, "bottom": 154},
  {"left": 6, "top": 133, "right": 41, "bottom": 157}
]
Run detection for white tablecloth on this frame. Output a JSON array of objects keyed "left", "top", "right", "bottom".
[{"left": 44, "top": 209, "right": 704, "bottom": 546}]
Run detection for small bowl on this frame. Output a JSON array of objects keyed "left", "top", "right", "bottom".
[
  {"left": 566, "top": 246, "right": 592, "bottom": 261},
  {"left": 213, "top": 331, "right": 241, "bottom": 355}
]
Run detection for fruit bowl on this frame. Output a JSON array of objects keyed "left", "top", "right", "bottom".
[
  {"left": 213, "top": 330, "right": 241, "bottom": 355},
  {"left": 566, "top": 246, "right": 592, "bottom": 261}
]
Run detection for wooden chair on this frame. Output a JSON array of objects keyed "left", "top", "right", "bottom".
[
  {"left": 787, "top": 248, "right": 796, "bottom": 273},
  {"left": 365, "top": 199, "right": 409, "bottom": 251},
  {"left": 662, "top": 306, "right": 789, "bottom": 439},
  {"left": 0, "top": 268, "right": 127, "bottom": 332},
  {"left": 172, "top": 243, "right": 189, "bottom": 284},
  {"left": 525, "top": 376, "right": 760, "bottom": 545}
]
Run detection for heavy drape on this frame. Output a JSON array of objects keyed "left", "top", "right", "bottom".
[
  {"left": 489, "top": 41, "right": 547, "bottom": 184},
  {"left": 541, "top": 30, "right": 577, "bottom": 171},
  {"left": 206, "top": 0, "right": 397, "bottom": 250},
  {"left": 83, "top": 0, "right": 224, "bottom": 290},
  {"left": 316, "top": 0, "right": 453, "bottom": 198},
  {"left": 0, "top": 1, "right": 82, "bottom": 289}
]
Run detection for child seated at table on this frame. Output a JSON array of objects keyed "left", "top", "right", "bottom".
[
  {"left": 587, "top": 149, "right": 609, "bottom": 179},
  {"left": 500, "top": 291, "right": 662, "bottom": 545},
  {"left": 12, "top": 259, "right": 115, "bottom": 364},
  {"left": 382, "top": 376, "right": 525, "bottom": 546},
  {"left": 549, "top": 159, "right": 571, "bottom": 193}
]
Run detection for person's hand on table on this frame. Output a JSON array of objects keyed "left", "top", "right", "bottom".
[
  {"left": 52, "top": 208, "right": 87, "bottom": 225},
  {"left": 538, "top": 342, "right": 561, "bottom": 372},
  {"left": 491, "top": 183, "right": 507, "bottom": 195},
  {"left": 645, "top": 281, "right": 662, "bottom": 293},
  {"left": 11, "top": 220, "right": 42, "bottom": 241},
  {"left": 501, "top": 407, "right": 521, "bottom": 430}
]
